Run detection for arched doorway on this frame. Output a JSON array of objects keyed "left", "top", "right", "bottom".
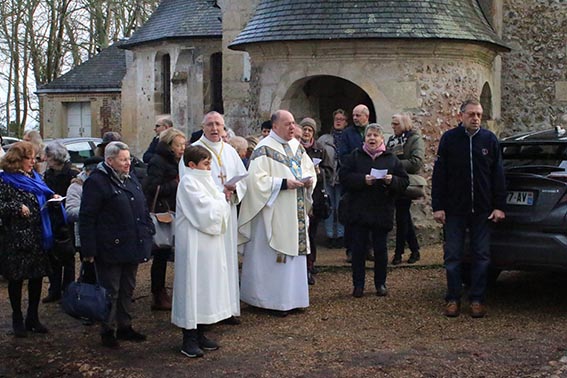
[{"left": 281, "top": 75, "right": 376, "bottom": 136}]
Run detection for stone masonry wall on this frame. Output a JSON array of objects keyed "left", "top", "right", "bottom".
[{"left": 501, "top": 0, "right": 567, "bottom": 134}]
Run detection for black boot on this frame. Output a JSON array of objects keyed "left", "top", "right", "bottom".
[
  {"left": 181, "top": 329, "right": 204, "bottom": 358},
  {"left": 407, "top": 251, "right": 420, "bottom": 264},
  {"left": 12, "top": 312, "right": 27, "bottom": 338},
  {"left": 25, "top": 316, "right": 48, "bottom": 334},
  {"left": 197, "top": 325, "right": 219, "bottom": 351},
  {"left": 392, "top": 254, "right": 402, "bottom": 265}
]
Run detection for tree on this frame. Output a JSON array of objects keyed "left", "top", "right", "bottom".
[{"left": 0, "top": 0, "right": 160, "bottom": 134}]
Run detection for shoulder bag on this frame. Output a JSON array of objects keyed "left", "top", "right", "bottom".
[{"left": 150, "top": 185, "right": 175, "bottom": 248}]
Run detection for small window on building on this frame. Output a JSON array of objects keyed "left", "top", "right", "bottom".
[
  {"left": 211, "top": 52, "right": 223, "bottom": 113},
  {"left": 154, "top": 53, "right": 171, "bottom": 114},
  {"left": 480, "top": 82, "right": 493, "bottom": 122}
]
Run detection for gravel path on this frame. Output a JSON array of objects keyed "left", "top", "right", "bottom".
[{"left": 1, "top": 244, "right": 567, "bottom": 377}]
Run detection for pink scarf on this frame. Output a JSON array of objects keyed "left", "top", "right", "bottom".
[
  {"left": 300, "top": 138, "right": 314, "bottom": 149},
  {"left": 363, "top": 142, "right": 386, "bottom": 160}
]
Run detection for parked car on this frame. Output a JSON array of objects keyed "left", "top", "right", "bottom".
[
  {"left": 1, "top": 136, "right": 22, "bottom": 151},
  {"left": 46, "top": 137, "right": 102, "bottom": 168},
  {"left": 465, "top": 127, "right": 567, "bottom": 283}
]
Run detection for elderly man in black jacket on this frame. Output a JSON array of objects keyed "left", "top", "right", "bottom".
[
  {"left": 80, "top": 141, "right": 154, "bottom": 348},
  {"left": 432, "top": 99, "right": 506, "bottom": 319}
]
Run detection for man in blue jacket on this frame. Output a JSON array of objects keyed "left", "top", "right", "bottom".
[{"left": 431, "top": 99, "right": 506, "bottom": 319}]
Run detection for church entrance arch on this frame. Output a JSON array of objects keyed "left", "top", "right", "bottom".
[{"left": 281, "top": 75, "right": 376, "bottom": 135}]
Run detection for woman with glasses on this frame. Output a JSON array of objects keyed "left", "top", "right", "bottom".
[{"left": 0, "top": 141, "right": 58, "bottom": 337}]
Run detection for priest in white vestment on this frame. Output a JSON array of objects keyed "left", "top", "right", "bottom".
[
  {"left": 180, "top": 111, "right": 248, "bottom": 322},
  {"left": 172, "top": 146, "right": 231, "bottom": 357},
  {"left": 238, "top": 110, "right": 317, "bottom": 315}
]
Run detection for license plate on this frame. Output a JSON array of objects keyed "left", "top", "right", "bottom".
[{"left": 506, "top": 191, "right": 534, "bottom": 205}]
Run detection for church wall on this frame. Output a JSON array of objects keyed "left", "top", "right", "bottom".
[
  {"left": 219, "top": 0, "right": 260, "bottom": 135},
  {"left": 239, "top": 40, "right": 500, "bottom": 244},
  {"left": 121, "top": 39, "right": 221, "bottom": 156},
  {"left": 501, "top": 0, "right": 567, "bottom": 134}
]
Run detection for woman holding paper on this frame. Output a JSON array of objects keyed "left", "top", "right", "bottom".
[
  {"left": 339, "top": 124, "right": 409, "bottom": 298},
  {"left": 0, "top": 141, "right": 58, "bottom": 337},
  {"left": 42, "top": 141, "right": 80, "bottom": 303},
  {"left": 143, "top": 128, "right": 186, "bottom": 311}
]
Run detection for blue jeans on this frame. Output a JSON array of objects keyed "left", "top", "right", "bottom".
[
  {"left": 443, "top": 213, "right": 491, "bottom": 303},
  {"left": 351, "top": 225, "right": 388, "bottom": 289},
  {"left": 324, "top": 184, "right": 344, "bottom": 239}
]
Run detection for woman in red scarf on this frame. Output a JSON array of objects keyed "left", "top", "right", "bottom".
[
  {"left": 0, "top": 141, "right": 59, "bottom": 337},
  {"left": 339, "top": 124, "right": 409, "bottom": 298}
]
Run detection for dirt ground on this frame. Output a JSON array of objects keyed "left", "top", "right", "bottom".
[{"left": 1, "top": 244, "right": 567, "bottom": 378}]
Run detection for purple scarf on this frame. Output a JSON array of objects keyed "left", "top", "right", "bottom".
[
  {"left": 363, "top": 142, "right": 386, "bottom": 160},
  {"left": 0, "top": 170, "right": 56, "bottom": 250}
]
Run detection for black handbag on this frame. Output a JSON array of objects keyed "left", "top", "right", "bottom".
[
  {"left": 312, "top": 173, "right": 332, "bottom": 219},
  {"left": 62, "top": 264, "right": 110, "bottom": 322}
]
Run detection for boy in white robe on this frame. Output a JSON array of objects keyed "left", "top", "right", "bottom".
[{"left": 172, "top": 146, "right": 232, "bottom": 358}]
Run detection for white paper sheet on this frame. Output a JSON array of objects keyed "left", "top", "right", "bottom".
[
  {"left": 370, "top": 169, "right": 388, "bottom": 179},
  {"left": 225, "top": 173, "right": 249, "bottom": 186}
]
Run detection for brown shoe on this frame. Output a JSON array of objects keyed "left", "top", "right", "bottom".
[
  {"left": 352, "top": 287, "right": 364, "bottom": 298},
  {"left": 151, "top": 288, "right": 172, "bottom": 311},
  {"left": 444, "top": 301, "right": 460, "bottom": 317},
  {"left": 470, "top": 302, "right": 486, "bottom": 318}
]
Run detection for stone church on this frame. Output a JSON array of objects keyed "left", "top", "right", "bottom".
[{"left": 37, "top": 0, "right": 566, "bottom": 160}]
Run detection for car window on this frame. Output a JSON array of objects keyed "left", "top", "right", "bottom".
[
  {"left": 502, "top": 143, "right": 567, "bottom": 168},
  {"left": 65, "top": 141, "right": 95, "bottom": 165}
]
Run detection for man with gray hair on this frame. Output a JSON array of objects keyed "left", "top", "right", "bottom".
[
  {"left": 80, "top": 141, "right": 154, "bottom": 348},
  {"left": 239, "top": 109, "right": 317, "bottom": 316}
]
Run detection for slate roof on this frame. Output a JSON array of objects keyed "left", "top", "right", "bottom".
[
  {"left": 37, "top": 42, "right": 126, "bottom": 93},
  {"left": 120, "top": 0, "right": 222, "bottom": 49},
  {"left": 229, "top": 0, "right": 509, "bottom": 51}
]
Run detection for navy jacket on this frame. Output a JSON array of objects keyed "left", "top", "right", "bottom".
[
  {"left": 79, "top": 163, "right": 154, "bottom": 264},
  {"left": 142, "top": 136, "right": 159, "bottom": 164},
  {"left": 339, "top": 148, "right": 409, "bottom": 230},
  {"left": 338, "top": 125, "right": 364, "bottom": 162},
  {"left": 431, "top": 125, "right": 506, "bottom": 215}
]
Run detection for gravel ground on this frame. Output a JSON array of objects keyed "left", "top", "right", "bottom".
[{"left": 1, "top": 244, "right": 567, "bottom": 377}]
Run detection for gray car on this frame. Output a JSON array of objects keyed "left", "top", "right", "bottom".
[{"left": 480, "top": 127, "right": 567, "bottom": 281}]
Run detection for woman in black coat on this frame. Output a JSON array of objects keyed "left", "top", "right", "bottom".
[
  {"left": 42, "top": 141, "right": 80, "bottom": 303},
  {"left": 79, "top": 141, "right": 154, "bottom": 348},
  {"left": 340, "top": 124, "right": 409, "bottom": 298},
  {"left": 0, "top": 142, "right": 57, "bottom": 337},
  {"left": 142, "top": 128, "right": 186, "bottom": 311}
]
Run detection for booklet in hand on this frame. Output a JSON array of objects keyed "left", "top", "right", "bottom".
[{"left": 225, "top": 173, "right": 248, "bottom": 186}]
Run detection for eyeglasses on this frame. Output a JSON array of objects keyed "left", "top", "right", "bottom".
[{"left": 155, "top": 124, "right": 163, "bottom": 129}]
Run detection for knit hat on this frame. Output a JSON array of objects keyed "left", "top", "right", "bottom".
[
  {"left": 299, "top": 117, "right": 318, "bottom": 133},
  {"left": 83, "top": 156, "right": 103, "bottom": 170}
]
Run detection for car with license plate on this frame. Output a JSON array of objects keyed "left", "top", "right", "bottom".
[{"left": 484, "top": 127, "right": 567, "bottom": 280}]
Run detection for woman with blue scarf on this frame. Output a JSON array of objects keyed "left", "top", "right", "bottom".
[{"left": 0, "top": 141, "right": 58, "bottom": 337}]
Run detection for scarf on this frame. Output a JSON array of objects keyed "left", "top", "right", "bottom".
[
  {"left": 300, "top": 138, "right": 314, "bottom": 149},
  {"left": 0, "top": 170, "right": 56, "bottom": 250},
  {"left": 363, "top": 141, "right": 386, "bottom": 160}
]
